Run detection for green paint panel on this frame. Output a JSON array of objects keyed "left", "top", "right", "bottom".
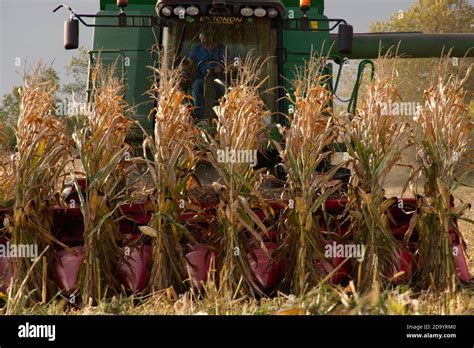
[
  {"left": 330, "top": 33, "right": 474, "bottom": 59},
  {"left": 93, "top": 9, "right": 159, "bottom": 136},
  {"left": 281, "top": 5, "right": 330, "bottom": 116},
  {"left": 101, "top": 0, "right": 157, "bottom": 10}
]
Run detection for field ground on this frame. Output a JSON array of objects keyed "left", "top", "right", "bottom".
[{"left": 6, "top": 278, "right": 474, "bottom": 315}]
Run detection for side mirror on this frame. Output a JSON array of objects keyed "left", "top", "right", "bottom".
[
  {"left": 64, "top": 18, "right": 79, "bottom": 50},
  {"left": 338, "top": 24, "right": 353, "bottom": 55}
]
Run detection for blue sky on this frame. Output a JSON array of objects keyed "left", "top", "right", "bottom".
[{"left": 1, "top": 0, "right": 473, "bottom": 97}]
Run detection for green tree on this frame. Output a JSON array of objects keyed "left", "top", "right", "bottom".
[
  {"left": 370, "top": 0, "right": 474, "bottom": 103},
  {"left": 35, "top": 66, "right": 60, "bottom": 91},
  {"left": 62, "top": 47, "right": 89, "bottom": 102},
  {"left": 0, "top": 88, "right": 20, "bottom": 125},
  {"left": 0, "top": 87, "right": 20, "bottom": 148},
  {"left": 61, "top": 47, "right": 90, "bottom": 137}
]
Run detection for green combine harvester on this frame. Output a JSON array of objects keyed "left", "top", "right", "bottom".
[{"left": 54, "top": 0, "right": 474, "bottom": 140}]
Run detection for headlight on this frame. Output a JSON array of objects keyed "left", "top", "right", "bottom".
[
  {"left": 186, "top": 5, "right": 199, "bottom": 16},
  {"left": 161, "top": 6, "right": 173, "bottom": 16},
  {"left": 173, "top": 6, "right": 186, "bottom": 16},
  {"left": 267, "top": 7, "right": 278, "bottom": 18},
  {"left": 240, "top": 7, "right": 253, "bottom": 17},
  {"left": 254, "top": 7, "right": 267, "bottom": 18}
]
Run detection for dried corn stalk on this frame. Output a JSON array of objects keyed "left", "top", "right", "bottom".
[
  {"left": 72, "top": 62, "right": 134, "bottom": 302},
  {"left": 341, "top": 53, "right": 413, "bottom": 291},
  {"left": 142, "top": 55, "right": 198, "bottom": 292},
  {"left": 7, "top": 65, "right": 70, "bottom": 306},
  {"left": 203, "top": 53, "right": 271, "bottom": 297},
  {"left": 277, "top": 52, "right": 342, "bottom": 295}
]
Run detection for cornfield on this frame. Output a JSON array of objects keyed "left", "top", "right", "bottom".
[{"left": 0, "top": 51, "right": 472, "bottom": 313}]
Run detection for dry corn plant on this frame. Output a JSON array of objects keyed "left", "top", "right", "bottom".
[
  {"left": 340, "top": 53, "right": 414, "bottom": 292},
  {"left": 72, "top": 61, "right": 134, "bottom": 303},
  {"left": 276, "top": 52, "right": 343, "bottom": 296},
  {"left": 4, "top": 65, "right": 70, "bottom": 309},
  {"left": 202, "top": 53, "right": 272, "bottom": 298},
  {"left": 141, "top": 55, "right": 198, "bottom": 293},
  {"left": 407, "top": 55, "right": 473, "bottom": 292}
]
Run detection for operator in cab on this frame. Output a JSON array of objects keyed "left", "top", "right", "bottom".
[{"left": 183, "top": 30, "right": 227, "bottom": 119}]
